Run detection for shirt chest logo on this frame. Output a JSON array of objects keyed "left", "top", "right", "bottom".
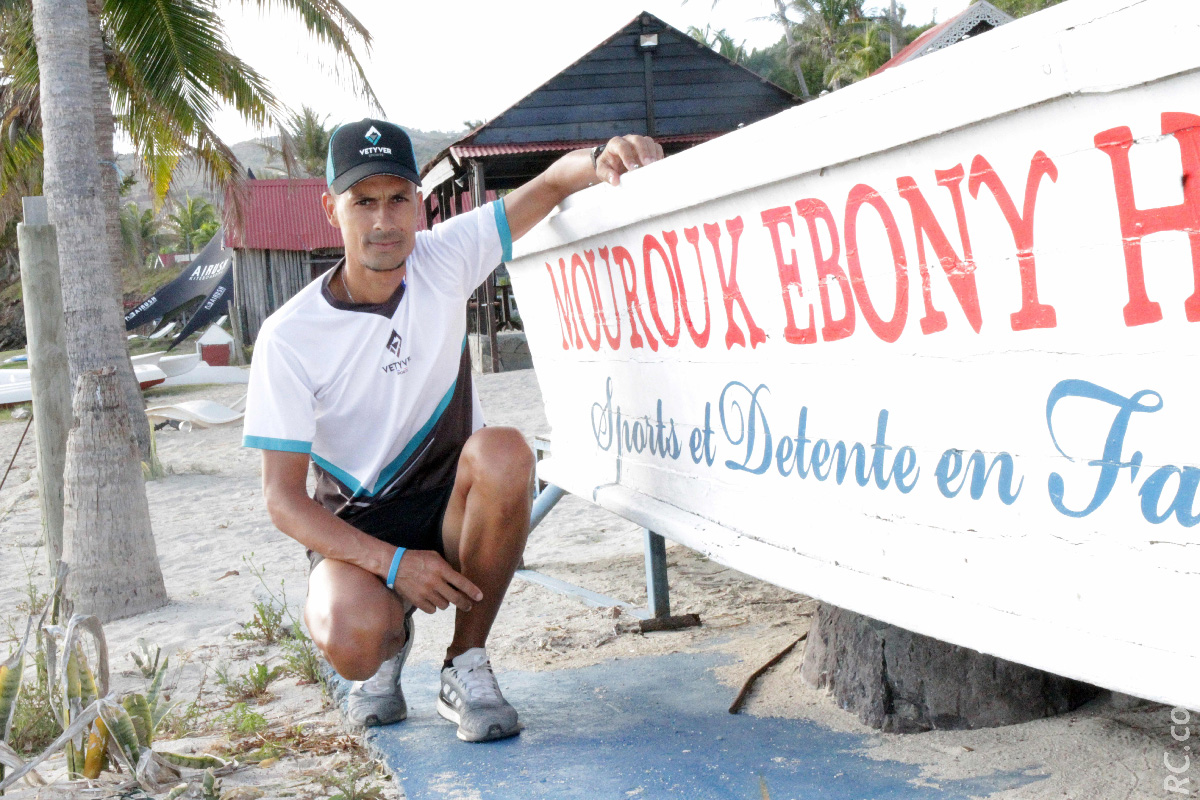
[{"left": 382, "top": 329, "right": 410, "bottom": 374}]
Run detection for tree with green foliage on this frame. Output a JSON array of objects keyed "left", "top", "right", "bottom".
[
  {"left": 119, "top": 202, "right": 168, "bottom": 270},
  {"left": 32, "top": 0, "right": 170, "bottom": 614},
  {"left": 825, "top": 17, "right": 891, "bottom": 88},
  {"left": 260, "top": 105, "right": 335, "bottom": 179},
  {"left": 788, "top": 0, "right": 870, "bottom": 91},
  {"left": 687, "top": 0, "right": 812, "bottom": 99},
  {"left": 688, "top": 24, "right": 748, "bottom": 64},
  {"left": 2, "top": 0, "right": 378, "bottom": 459},
  {"left": 167, "top": 195, "right": 219, "bottom": 255}
]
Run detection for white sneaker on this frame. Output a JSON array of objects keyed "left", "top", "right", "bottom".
[
  {"left": 346, "top": 615, "right": 414, "bottom": 727},
  {"left": 436, "top": 647, "right": 520, "bottom": 742}
]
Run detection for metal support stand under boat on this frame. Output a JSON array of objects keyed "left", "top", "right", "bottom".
[{"left": 517, "top": 480, "right": 701, "bottom": 632}]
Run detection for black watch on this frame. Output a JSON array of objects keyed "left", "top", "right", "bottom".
[{"left": 590, "top": 143, "right": 606, "bottom": 169}]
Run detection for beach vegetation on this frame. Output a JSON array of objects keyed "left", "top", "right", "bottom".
[
  {"left": 0, "top": 403, "right": 30, "bottom": 424},
  {"left": 156, "top": 697, "right": 205, "bottom": 740},
  {"left": 319, "top": 761, "right": 387, "bottom": 800},
  {"left": 239, "top": 555, "right": 326, "bottom": 686},
  {"left": 5, "top": 653, "right": 56, "bottom": 756},
  {"left": 119, "top": 202, "right": 170, "bottom": 271},
  {"left": 216, "top": 661, "right": 285, "bottom": 702},
  {"left": 216, "top": 702, "right": 268, "bottom": 736},
  {"left": 235, "top": 599, "right": 287, "bottom": 646},
  {"left": 129, "top": 638, "right": 162, "bottom": 680},
  {"left": 282, "top": 622, "right": 323, "bottom": 686}
]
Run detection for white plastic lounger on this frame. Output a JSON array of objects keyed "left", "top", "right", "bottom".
[
  {"left": 158, "top": 353, "right": 200, "bottom": 377},
  {"left": 130, "top": 352, "right": 163, "bottom": 367},
  {"left": 145, "top": 395, "right": 246, "bottom": 429},
  {"left": 147, "top": 322, "right": 177, "bottom": 340}
]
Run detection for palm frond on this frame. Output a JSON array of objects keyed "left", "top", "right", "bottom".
[{"left": 234, "top": 0, "right": 380, "bottom": 110}]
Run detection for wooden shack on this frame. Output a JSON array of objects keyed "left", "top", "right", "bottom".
[
  {"left": 420, "top": 10, "right": 800, "bottom": 371},
  {"left": 223, "top": 179, "right": 339, "bottom": 344}
]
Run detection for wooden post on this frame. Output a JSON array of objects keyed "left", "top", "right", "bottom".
[
  {"left": 643, "top": 530, "right": 670, "bottom": 618},
  {"left": 467, "top": 159, "right": 498, "bottom": 373},
  {"left": 17, "top": 196, "right": 72, "bottom": 569},
  {"left": 641, "top": 17, "right": 658, "bottom": 136},
  {"left": 228, "top": 251, "right": 247, "bottom": 364},
  {"left": 61, "top": 367, "right": 168, "bottom": 622}
]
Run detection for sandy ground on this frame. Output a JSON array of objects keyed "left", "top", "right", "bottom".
[{"left": 0, "top": 369, "right": 1190, "bottom": 799}]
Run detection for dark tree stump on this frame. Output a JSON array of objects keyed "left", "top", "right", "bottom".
[{"left": 799, "top": 603, "right": 1100, "bottom": 732}]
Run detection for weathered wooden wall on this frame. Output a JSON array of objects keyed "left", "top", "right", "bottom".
[
  {"left": 233, "top": 248, "right": 314, "bottom": 343},
  {"left": 507, "top": 0, "right": 1200, "bottom": 710}
]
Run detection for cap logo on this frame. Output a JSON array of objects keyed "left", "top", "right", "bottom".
[{"left": 364, "top": 126, "right": 382, "bottom": 145}]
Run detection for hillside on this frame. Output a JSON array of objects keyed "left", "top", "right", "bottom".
[{"left": 117, "top": 126, "right": 463, "bottom": 207}]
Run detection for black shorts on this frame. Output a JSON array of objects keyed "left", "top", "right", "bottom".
[{"left": 307, "top": 483, "right": 455, "bottom": 573}]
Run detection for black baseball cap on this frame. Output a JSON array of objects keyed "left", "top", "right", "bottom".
[{"left": 326, "top": 119, "right": 421, "bottom": 194}]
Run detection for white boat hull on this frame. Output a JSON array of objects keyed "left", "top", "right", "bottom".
[
  {"left": 508, "top": 0, "right": 1200, "bottom": 710},
  {"left": 1, "top": 364, "right": 169, "bottom": 405}
]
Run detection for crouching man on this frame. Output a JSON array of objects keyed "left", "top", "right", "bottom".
[{"left": 242, "top": 118, "right": 662, "bottom": 741}]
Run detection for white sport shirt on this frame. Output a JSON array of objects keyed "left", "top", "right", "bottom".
[{"left": 242, "top": 200, "right": 512, "bottom": 517}]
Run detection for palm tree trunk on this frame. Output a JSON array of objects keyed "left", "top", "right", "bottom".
[
  {"left": 30, "top": 0, "right": 167, "bottom": 618},
  {"left": 776, "top": 0, "right": 812, "bottom": 100},
  {"left": 889, "top": 0, "right": 899, "bottom": 58},
  {"left": 87, "top": 0, "right": 154, "bottom": 461}
]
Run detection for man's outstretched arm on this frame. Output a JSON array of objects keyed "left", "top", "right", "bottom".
[{"left": 501, "top": 135, "right": 664, "bottom": 242}]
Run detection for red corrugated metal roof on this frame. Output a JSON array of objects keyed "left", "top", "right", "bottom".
[
  {"left": 225, "top": 179, "right": 342, "bottom": 251},
  {"left": 223, "top": 178, "right": 434, "bottom": 251},
  {"left": 450, "top": 133, "right": 716, "bottom": 159}
]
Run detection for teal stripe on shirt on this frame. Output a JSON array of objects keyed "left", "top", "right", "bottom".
[
  {"left": 492, "top": 199, "right": 512, "bottom": 262},
  {"left": 308, "top": 341, "right": 466, "bottom": 498},
  {"left": 310, "top": 452, "right": 365, "bottom": 497},
  {"left": 370, "top": 374, "right": 458, "bottom": 494},
  {"left": 243, "top": 435, "right": 312, "bottom": 454}
]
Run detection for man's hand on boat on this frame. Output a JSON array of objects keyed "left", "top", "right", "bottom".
[
  {"left": 502, "top": 134, "right": 665, "bottom": 240},
  {"left": 592, "top": 135, "right": 665, "bottom": 186}
]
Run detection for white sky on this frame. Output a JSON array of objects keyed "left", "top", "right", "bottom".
[{"left": 208, "top": 0, "right": 968, "bottom": 143}]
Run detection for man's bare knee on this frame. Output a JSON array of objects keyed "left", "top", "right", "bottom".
[
  {"left": 322, "top": 617, "right": 389, "bottom": 680},
  {"left": 307, "top": 598, "right": 394, "bottom": 680},
  {"left": 461, "top": 428, "right": 534, "bottom": 495}
]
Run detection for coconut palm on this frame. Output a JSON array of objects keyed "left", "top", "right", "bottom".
[
  {"left": 31, "top": 0, "right": 168, "bottom": 617},
  {"left": 789, "top": 0, "right": 865, "bottom": 91},
  {"left": 766, "top": 0, "right": 812, "bottom": 99},
  {"left": 260, "top": 104, "right": 336, "bottom": 178},
  {"left": 167, "top": 194, "right": 219, "bottom": 254},
  {"left": 824, "top": 18, "right": 891, "bottom": 88},
  {"left": 119, "top": 201, "right": 168, "bottom": 269},
  {"left": 687, "top": 24, "right": 748, "bottom": 64},
  {"left": 685, "top": 0, "right": 811, "bottom": 99},
  {"left": 20, "top": 0, "right": 378, "bottom": 603},
  {"left": 2, "top": 0, "right": 379, "bottom": 457}
]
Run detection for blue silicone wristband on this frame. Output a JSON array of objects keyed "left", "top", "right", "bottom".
[{"left": 385, "top": 547, "right": 406, "bottom": 590}]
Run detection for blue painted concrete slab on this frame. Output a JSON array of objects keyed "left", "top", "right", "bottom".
[{"left": 334, "top": 652, "right": 1046, "bottom": 800}]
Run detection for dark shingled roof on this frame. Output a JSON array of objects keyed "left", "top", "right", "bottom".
[{"left": 421, "top": 11, "right": 799, "bottom": 190}]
